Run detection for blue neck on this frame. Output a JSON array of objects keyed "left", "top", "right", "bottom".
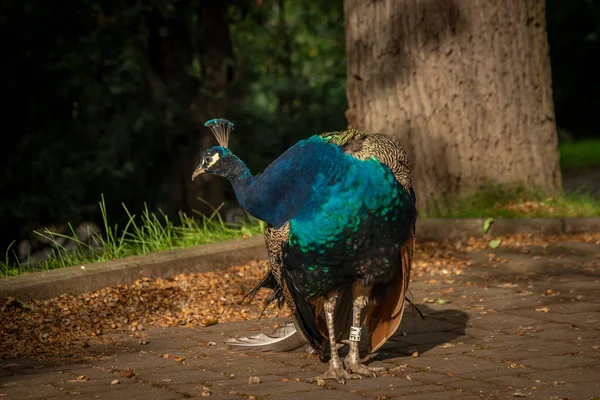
[{"left": 227, "top": 137, "right": 345, "bottom": 228}]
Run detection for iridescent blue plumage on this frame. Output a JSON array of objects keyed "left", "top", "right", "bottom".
[
  {"left": 193, "top": 121, "right": 417, "bottom": 381},
  {"left": 210, "top": 135, "right": 415, "bottom": 299}
]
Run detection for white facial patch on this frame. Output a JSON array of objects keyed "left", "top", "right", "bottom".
[{"left": 206, "top": 152, "right": 221, "bottom": 168}]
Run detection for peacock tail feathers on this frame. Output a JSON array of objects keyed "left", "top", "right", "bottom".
[
  {"left": 320, "top": 129, "right": 368, "bottom": 146},
  {"left": 322, "top": 129, "right": 413, "bottom": 193}
]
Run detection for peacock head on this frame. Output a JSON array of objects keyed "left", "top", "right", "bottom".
[
  {"left": 192, "top": 146, "right": 234, "bottom": 180},
  {"left": 192, "top": 118, "right": 245, "bottom": 181}
]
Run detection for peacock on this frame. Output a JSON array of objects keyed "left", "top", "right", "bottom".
[{"left": 192, "top": 118, "right": 417, "bottom": 383}]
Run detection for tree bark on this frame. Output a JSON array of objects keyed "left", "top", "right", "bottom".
[{"left": 344, "top": 0, "right": 561, "bottom": 211}]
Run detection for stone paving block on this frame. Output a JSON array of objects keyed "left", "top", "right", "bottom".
[
  {"left": 134, "top": 364, "right": 227, "bottom": 384},
  {"left": 119, "top": 336, "right": 200, "bottom": 354},
  {"left": 1, "top": 361, "right": 85, "bottom": 375},
  {"left": 519, "top": 354, "right": 598, "bottom": 370},
  {"left": 541, "top": 301, "right": 600, "bottom": 314},
  {"left": 51, "top": 384, "right": 186, "bottom": 400},
  {"left": 443, "top": 378, "right": 504, "bottom": 398},
  {"left": 208, "top": 374, "right": 319, "bottom": 397},
  {"left": 182, "top": 352, "right": 272, "bottom": 374},
  {"left": 544, "top": 311, "right": 600, "bottom": 329},
  {"left": 518, "top": 381, "right": 600, "bottom": 400},
  {"left": 399, "top": 331, "right": 464, "bottom": 346},
  {"left": 471, "top": 296, "right": 545, "bottom": 311},
  {"left": 387, "top": 387, "right": 481, "bottom": 400},
  {"left": 57, "top": 375, "right": 139, "bottom": 396},
  {"left": 467, "top": 341, "right": 586, "bottom": 363},
  {"left": 217, "top": 354, "right": 298, "bottom": 376},
  {"left": 466, "top": 366, "right": 537, "bottom": 380},
  {"left": 270, "top": 390, "right": 366, "bottom": 400},
  {"left": 524, "top": 367, "right": 600, "bottom": 384},
  {"left": 467, "top": 313, "right": 547, "bottom": 331},
  {"left": 398, "top": 313, "right": 466, "bottom": 332},
  {"left": 243, "top": 351, "right": 322, "bottom": 370},
  {"left": 0, "top": 371, "right": 68, "bottom": 387},
  {"left": 481, "top": 375, "right": 539, "bottom": 391},
  {"left": 418, "top": 354, "right": 506, "bottom": 377},
  {"left": 551, "top": 280, "right": 600, "bottom": 292},
  {"left": 91, "top": 351, "right": 175, "bottom": 371},
  {"left": 166, "top": 382, "right": 245, "bottom": 398},
  {"left": 0, "top": 383, "right": 64, "bottom": 399},
  {"left": 526, "top": 324, "right": 600, "bottom": 341},
  {"left": 396, "top": 342, "right": 476, "bottom": 358}
]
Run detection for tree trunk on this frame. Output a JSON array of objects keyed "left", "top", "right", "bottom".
[{"left": 344, "top": 0, "right": 561, "bottom": 211}]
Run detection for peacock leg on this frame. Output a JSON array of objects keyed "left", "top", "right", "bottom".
[
  {"left": 308, "top": 290, "right": 361, "bottom": 384},
  {"left": 343, "top": 291, "right": 387, "bottom": 377}
]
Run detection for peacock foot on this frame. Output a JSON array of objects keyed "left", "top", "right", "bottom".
[
  {"left": 343, "top": 358, "right": 387, "bottom": 378},
  {"left": 308, "top": 360, "right": 362, "bottom": 384}
]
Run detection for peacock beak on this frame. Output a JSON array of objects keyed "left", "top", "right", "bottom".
[{"left": 191, "top": 165, "right": 205, "bottom": 181}]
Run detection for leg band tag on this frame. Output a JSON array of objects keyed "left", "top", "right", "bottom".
[{"left": 349, "top": 326, "right": 362, "bottom": 342}]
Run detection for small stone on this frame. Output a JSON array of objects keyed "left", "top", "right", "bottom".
[
  {"left": 111, "top": 379, "right": 120, "bottom": 385},
  {"left": 201, "top": 390, "right": 211, "bottom": 397},
  {"left": 77, "top": 375, "right": 90, "bottom": 381},
  {"left": 316, "top": 378, "right": 326, "bottom": 387},
  {"left": 123, "top": 369, "right": 134, "bottom": 378},
  {"left": 248, "top": 396, "right": 257, "bottom": 400},
  {"left": 139, "top": 337, "right": 150, "bottom": 345},
  {"left": 513, "top": 393, "right": 527, "bottom": 397},
  {"left": 411, "top": 351, "right": 419, "bottom": 358},
  {"left": 248, "top": 376, "right": 261, "bottom": 384}
]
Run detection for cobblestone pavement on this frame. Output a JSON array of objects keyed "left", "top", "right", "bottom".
[{"left": 1, "top": 240, "right": 599, "bottom": 399}]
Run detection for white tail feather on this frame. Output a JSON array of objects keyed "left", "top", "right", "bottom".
[{"left": 225, "top": 321, "right": 309, "bottom": 352}]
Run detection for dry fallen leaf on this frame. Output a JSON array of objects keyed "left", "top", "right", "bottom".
[
  {"left": 2, "top": 233, "right": 599, "bottom": 360},
  {"left": 111, "top": 379, "right": 120, "bottom": 385}
]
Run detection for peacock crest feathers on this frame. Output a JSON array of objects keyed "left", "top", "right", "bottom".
[{"left": 205, "top": 118, "right": 234, "bottom": 148}]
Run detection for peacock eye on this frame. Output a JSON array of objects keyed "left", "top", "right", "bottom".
[{"left": 205, "top": 156, "right": 212, "bottom": 164}]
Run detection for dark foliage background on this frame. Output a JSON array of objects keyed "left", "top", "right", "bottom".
[{"left": 0, "top": 0, "right": 597, "bottom": 250}]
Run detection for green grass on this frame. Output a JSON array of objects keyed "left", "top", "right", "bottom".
[
  {"left": 560, "top": 138, "right": 600, "bottom": 171},
  {"left": 0, "top": 196, "right": 264, "bottom": 278},
  {"left": 427, "top": 184, "right": 600, "bottom": 219}
]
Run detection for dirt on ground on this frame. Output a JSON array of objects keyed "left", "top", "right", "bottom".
[{"left": 1, "top": 233, "right": 599, "bottom": 361}]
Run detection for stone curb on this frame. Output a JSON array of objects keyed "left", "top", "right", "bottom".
[
  {"left": 1, "top": 217, "right": 599, "bottom": 301},
  {"left": 0, "top": 236, "right": 267, "bottom": 301}
]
